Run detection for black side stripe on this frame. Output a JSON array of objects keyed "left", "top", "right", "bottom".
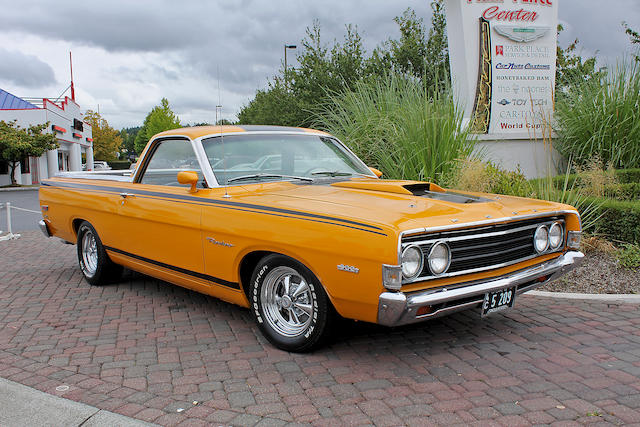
[
  {"left": 43, "top": 180, "right": 387, "bottom": 235},
  {"left": 104, "top": 246, "right": 241, "bottom": 290}
]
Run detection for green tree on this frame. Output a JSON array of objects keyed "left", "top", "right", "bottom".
[
  {"left": 134, "top": 98, "right": 181, "bottom": 153},
  {"left": 556, "top": 25, "right": 606, "bottom": 98},
  {"left": 120, "top": 126, "right": 140, "bottom": 157},
  {"left": 238, "top": 81, "right": 301, "bottom": 125},
  {"left": 0, "top": 120, "right": 58, "bottom": 185},
  {"left": 237, "top": 2, "right": 450, "bottom": 126},
  {"left": 84, "top": 110, "right": 123, "bottom": 161},
  {"left": 623, "top": 22, "right": 640, "bottom": 62}
]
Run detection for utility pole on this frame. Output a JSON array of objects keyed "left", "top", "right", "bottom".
[{"left": 284, "top": 44, "right": 297, "bottom": 89}]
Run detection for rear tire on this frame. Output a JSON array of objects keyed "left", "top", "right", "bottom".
[
  {"left": 76, "top": 221, "right": 122, "bottom": 286},
  {"left": 250, "top": 254, "right": 335, "bottom": 352}
]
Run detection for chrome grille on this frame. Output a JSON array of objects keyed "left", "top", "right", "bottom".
[{"left": 402, "top": 217, "right": 565, "bottom": 283}]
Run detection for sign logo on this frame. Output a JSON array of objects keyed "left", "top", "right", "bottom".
[
  {"left": 496, "top": 45, "right": 504, "bottom": 56},
  {"left": 498, "top": 99, "right": 510, "bottom": 106},
  {"left": 494, "top": 26, "right": 551, "bottom": 43}
]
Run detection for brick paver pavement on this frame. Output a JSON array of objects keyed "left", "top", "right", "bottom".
[{"left": 1, "top": 231, "right": 639, "bottom": 426}]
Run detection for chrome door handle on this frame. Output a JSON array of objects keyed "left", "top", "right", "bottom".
[{"left": 119, "top": 193, "right": 136, "bottom": 198}]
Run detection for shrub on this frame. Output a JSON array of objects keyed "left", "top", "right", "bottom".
[
  {"left": 446, "top": 159, "right": 530, "bottom": 196},
  {"left": 592, "top": 198, "right": 640, "bottom": 245},
  {"left": 573, "top": 158, "right": 620, "bottom": 198},
  {"left": 617, "top": 169, "right": 640, "bottom": 184},
  {"left": 616, "top": 243, "right": 640, "bottom": 269},
  {"left": 555, "top": 60, "right": 640, "bottom": 169},
  {"left": 315, "top": 73, "right": 475, "bottom": 182},
  {"left": 107, "top": 161, "right": 131, "bottom": 170}
]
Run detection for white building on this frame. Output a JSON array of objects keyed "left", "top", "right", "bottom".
[{"left": 0, "top": 88, "right": 94, "bottom": 186}]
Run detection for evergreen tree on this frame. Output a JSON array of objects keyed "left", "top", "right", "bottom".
[{"left": 134, "top": 98, "right": 181, "bottom": 153}]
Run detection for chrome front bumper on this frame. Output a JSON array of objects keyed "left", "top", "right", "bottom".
[
  {"left": 378, "top": 251, "right": 584, "bottom": 327},
  {"left": 38, "top": 220, "right": 51, "bottom": 238}
]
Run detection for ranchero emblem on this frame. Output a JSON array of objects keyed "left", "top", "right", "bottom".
[
  {"left": 206, "top": 237, "right": 234, "bottom": 247},
  {"left": 337, "top": 264, "right": 359, "bottom": 274},
  {"left": 494, "top": 26, "right": 551, "bottom": 43}
]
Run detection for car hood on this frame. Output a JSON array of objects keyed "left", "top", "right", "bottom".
[{"left": 237, "top": 178, "right": 576, "bottom": 233}]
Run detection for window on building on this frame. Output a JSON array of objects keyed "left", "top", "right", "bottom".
[
  {"left": 20, "top": 157, "right": 30, "bottom": 174},
  {"left": 58, "top": 152, "right": 64, "bottom": 171},
  {"left": 0, "top": 160, "right": 8, "bottom": 175},
  {"left": 73, "top": 119, "right": 84, "bottom": 132}
]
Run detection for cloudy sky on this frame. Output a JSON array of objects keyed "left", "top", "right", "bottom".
[{"left": 1, "top": 0, "right": 638, "bottom": 129}]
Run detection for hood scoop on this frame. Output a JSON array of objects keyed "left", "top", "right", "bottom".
[
  {"left": 331, "top": 180, "right": 490, "bottom": 204},
  {"left": 406, "top": 184, "right": 491, "bottom": 204}
]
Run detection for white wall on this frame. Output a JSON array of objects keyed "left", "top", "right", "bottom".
[{"left": 475, "top": 138, "right": 563, "bottom": 179}]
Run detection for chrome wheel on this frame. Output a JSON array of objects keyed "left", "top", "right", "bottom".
[
  {"left": 260, "top": 266, "right": 314, "bottom": 337},
  {"left": 81, "top": 230, "right": 98, "bottom": 277}
]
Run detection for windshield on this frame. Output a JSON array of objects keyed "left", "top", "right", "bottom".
[{"left": 202, "top": 133, "right": 374, "bottom": 185}]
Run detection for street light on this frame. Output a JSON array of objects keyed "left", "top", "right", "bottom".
[{"left": 284, "top": 44, "right": 297, "bottom": 88}]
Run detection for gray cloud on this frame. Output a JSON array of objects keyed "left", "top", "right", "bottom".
[
  {"left": 0, "top": 0, "right": 635, "bottom": 129},
  {"left": 0, "top": 48, "right": 56, "bottom": 88}
]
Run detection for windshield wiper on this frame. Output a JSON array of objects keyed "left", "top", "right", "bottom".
[
  {"left": 311, "top": 171, "right": 354, "bottom": 177},
  {"left": 226, "top": 173, "right": 314, "bottom": 183}
]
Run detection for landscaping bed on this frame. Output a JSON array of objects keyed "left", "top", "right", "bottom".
[{"left": 545, "top": 247, "right": 640, "bottom": 295}]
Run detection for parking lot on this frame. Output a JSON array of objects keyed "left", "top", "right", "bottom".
[
  {"left": 1, "top": 231, "right": 639, "bottom": 426},
  {"left": 0, "top": 189, "right": 41, "bottom": 233}
]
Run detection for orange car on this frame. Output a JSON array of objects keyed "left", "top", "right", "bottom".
[{"left": 39, "top": 125, "right": 584, "bottom": 352}]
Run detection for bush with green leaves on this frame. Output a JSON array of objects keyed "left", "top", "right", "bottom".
[
  {"left": 315, "top": 73, "right": 474, "bottom": 182},
  {"left": 555, "top": 60, "right": 640, "bottom": 169},
  {"left": 617, "top": 243, "right": 640, "bottom": 269}
]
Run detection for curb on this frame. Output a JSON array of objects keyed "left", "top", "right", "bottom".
[
  {"left": 527, "top": 290, "right": 640, "bottom": 303},
  {"left": 0, "top": 186, "right": 40, "bottom": 192},
  {"left": 0, "top": 378, "right": 157, "bottom": 426}
]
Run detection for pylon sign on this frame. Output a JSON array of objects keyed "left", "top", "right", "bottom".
[{"left": 444, "top": 0, "right": 559, "bottom": 137}]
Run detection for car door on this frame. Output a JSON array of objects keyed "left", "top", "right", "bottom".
[{"left": 114, "top": 137, "right": 205, "bottom": 283}]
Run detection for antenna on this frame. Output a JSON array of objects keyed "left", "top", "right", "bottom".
[
  {"left": 69, "top": 51, "right": 75, "bottom": 101},
  {"left": 217, "top": 67, "right": 231, "bottom": 199}
]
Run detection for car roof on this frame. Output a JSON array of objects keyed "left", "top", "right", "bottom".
[{"left": 152, "top": 125, "right": 330, "bottom": 140}]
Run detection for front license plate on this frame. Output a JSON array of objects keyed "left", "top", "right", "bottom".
[{"left": 482, "top": 287, "right": 516, "bottom": 317}]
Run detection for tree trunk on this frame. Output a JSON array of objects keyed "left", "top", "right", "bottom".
[{"left": 9, "top": 161, "right": 18, "bottom": 186}]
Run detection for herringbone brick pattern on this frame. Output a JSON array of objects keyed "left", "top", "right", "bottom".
[{"left": 1, "top": 232, "right": 639, "bottom": 426}]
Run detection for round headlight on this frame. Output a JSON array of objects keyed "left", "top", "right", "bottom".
[
  {"left": 548, "top": 222, "right": 563, "bottom": 250},
  {"left": 428, "top": 242, "right": 451, "bottom": 276},
  {"left": 401, "top": 245, "right": 423, "bottom": 279},
  {"left": 534, "top": 225, "right": 549, "bottom": 253}
]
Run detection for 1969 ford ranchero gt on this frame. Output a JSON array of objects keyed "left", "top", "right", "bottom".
[{"left": 39, "top": 125, "right": 584, "bottom": 352}]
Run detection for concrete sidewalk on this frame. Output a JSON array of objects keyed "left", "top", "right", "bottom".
[
  {"left": 0, "top": 378, "right": 156, "bottom": 427},
  {"left": 0, "top": 186, "right": 40, "bottom": 192}
]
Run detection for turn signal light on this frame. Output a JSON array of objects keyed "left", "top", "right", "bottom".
[{"left": 416, "top": 306, "right": 434, "bottom": 316}]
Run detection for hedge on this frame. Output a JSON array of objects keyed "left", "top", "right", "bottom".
[
  {"left": 591, "top": 198, "right": 640, "bottom": 245},
  {"left": 616, "top": 169, "right": 640, "bottom": 184},
  {"left": 107, "top": 161, "right": 132, "bottom": 170},
  {"left": 550, "top": 168, "right": 640, "bottom": 189}
]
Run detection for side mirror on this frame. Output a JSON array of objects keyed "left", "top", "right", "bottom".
[
  {"left": 177, "top": 171, "right": 199, "bottom": 193},
  {"left": 369, "top": 167, "right": 383, "bottom": 178}
]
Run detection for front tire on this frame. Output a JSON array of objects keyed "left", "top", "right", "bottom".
[
  {"left": 250, "top": 254, "right": 334, "bottom": 352},
  {"left": 76, "top": 221, "right": 122, "bottom": 286}
]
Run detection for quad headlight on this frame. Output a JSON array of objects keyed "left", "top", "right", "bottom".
[
  {"left": 534, "top": 225, "right": 550, "bottom": 253},
  {"left": 401, "top": 245, "right": 423, "bottom": 279},
  {"left": 427, "top": 241, "right": 451, "bottom": 276},
  {"left": 534, "top": 222, "right": 565, "bottom": 254},
  {"left": 548, "top": 222, "right": 564, "bottom": 250}
]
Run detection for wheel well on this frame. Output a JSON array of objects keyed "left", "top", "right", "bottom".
[
  {"left": 72, "top": 218, "right": 85, "bottom": 237},
  {"left": 238, "top": 251, "right": 271, "bottom": 299}
]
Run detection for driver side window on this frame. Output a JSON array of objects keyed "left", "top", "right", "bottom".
[{"left": 139, "top": 139, "right": 203, "bottom": 187}]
